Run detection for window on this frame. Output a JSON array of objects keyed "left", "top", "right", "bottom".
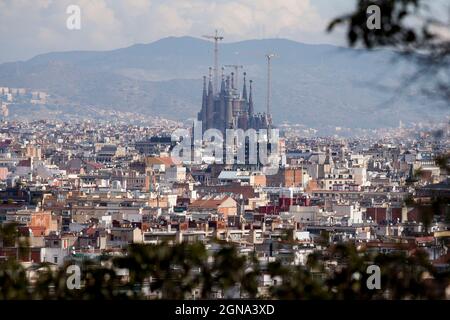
[{"left": 53, "top": 256, "right": 58, "bottom": 264}]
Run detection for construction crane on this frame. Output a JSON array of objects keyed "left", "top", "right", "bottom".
[
  {"left": 224, "top": 65, "right": 243, "bottom": 89},
  {"left": 265, "top": 53, "right": 276, "bottom": 129},
  {"left": 203, "top": 30, "right": 224, "bottom": 94}
]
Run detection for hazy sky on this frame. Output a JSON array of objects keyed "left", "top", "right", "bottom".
[{"left": 0, "top": 0, "right": 357, "bottom": 63}]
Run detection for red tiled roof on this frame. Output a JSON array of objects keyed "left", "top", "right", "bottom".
[
  {"left": 189, "top": 196, "right": 232, "bottom": 209},
  {"left": 85, "top": 227, "right": 97, "bottom": 236},
  {"left": 86, "top": 161, "right": 104, "bottom": 170},
  {"left": 29, "top": 226, "right": 46, "bottom": 236},
  {"left": 18, "top": 159, "right": 31, "bottom": 167},
  {"left": 365, "top": 241, "right": 415, "bottom": 250},
  {"left": 415, "top": 236, "right": 435, "bottom": 244},
  {"left": 147, "top": 156, "right": 175, "bottom": 166}
]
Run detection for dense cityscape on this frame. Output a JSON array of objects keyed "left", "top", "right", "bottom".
[
  {"left": 0, "top": 1, "right": 449, "bottom": 306},
  {"left": 0, "top": 79, "right": 449, "bottom": 298}
]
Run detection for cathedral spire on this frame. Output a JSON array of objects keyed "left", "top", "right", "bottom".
[
  {"left": 201, "top": 76, "right": 207, "bottom": 124},
  {"left": 248, "top": 79, "right": 254, "bottom": 116},
  {"left": 242, "top": 72, "right": 247, "bottom": 102},
  {"left": 202, "top": 76, "right": 207, "bottom": 108},
  {"left": 208, "top": 67, "right": 213, "bottom": 95},
  {"left": 206, "top": 68, "right": 214, "bottom": 130},
  {"left": 220, "top": 68, "right": 226, "bottom": 95},
  {"left": 202, "top": 75, "right": 207, "bottom": 96}
]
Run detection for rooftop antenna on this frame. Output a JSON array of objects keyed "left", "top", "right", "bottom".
[
  {"left": 265, "top": 53, "right": 276, "bottom": 129},
  {"left": 203, "top": 30, "right": 224, "bottom": 94}
]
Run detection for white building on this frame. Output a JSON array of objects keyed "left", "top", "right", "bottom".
[
  {"left": 332, "top": 204, "right": 363, "bottom": 224},
  {"left": 165, "top": 165, "right": 186, "bottom": 182}
]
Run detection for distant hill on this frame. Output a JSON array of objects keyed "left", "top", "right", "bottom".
[{"left": 0, "top": 36, "right": 445, "bottom": 128}]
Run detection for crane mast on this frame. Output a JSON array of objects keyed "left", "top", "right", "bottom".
[
  {"left": 203, "top": 30, "right": 224, "bottom": 94},
  {"left": 266, "top": 53, "right": 275, "bottom": 129}
]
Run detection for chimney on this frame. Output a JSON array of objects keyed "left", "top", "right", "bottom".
[
  {"left": 401, "top": 206, "right": 408, "bottom": 223},
  {"left": 250, "top": 229, "right": 258, "bottom": 244},
  {"left": 176, "top": 230, "right": 183, "bottom": 244}
]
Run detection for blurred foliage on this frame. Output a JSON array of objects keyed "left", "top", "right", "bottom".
[
  {"left": 328, "top": 0, "right": 449, "bottom": 102},
  {"left": 435, "top": 153, "right": 450, "bottom": 174},
  {"left": 1, "top": 223, "right": 449, "bottom": 300},
  {"left": 328, "top": 0, "right": 426, "bottom": 49}
]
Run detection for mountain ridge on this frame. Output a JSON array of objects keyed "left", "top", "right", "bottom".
[{"left": 0, "top": 36, "right": 444, "bottom": 128}]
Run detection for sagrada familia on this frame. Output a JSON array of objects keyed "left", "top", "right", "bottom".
[{"left": 197, "top": 69, "right": 271, "bottom": 134}]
